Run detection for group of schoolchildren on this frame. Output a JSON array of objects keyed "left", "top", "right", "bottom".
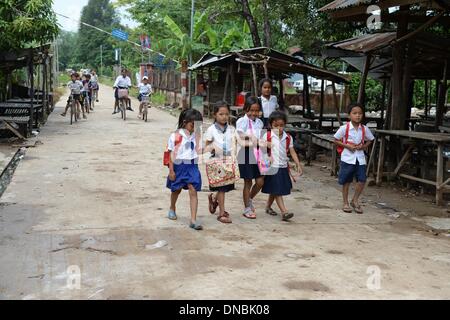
[
  {"left": 165, "top": 77, "right": 375, "bottom": 231},
  {"left": 62, "top": 71, "right": 99, "bottom": 119}
]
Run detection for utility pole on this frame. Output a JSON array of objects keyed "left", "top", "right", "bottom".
[
  {"left": 100, "top": 45, "right": 103, "bottom": 77},
  {"left": 188, "top": 0, "right": 195, "bottom": 108}
]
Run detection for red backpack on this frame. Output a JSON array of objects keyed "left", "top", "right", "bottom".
[
  {"left": 163, "top": 132, "right": 183, "bottom": 166},
  {"left": 267, "top": 130, "right": 292, "bottom": 156},
  {"left": 337, "top": 122, "right": 365, "bottom": 154}
]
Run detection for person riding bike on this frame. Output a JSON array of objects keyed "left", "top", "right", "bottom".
[
  {"left": 138, "top": 76, "right": 152, "bottom": 119},
  {"left": 90, "top": 70, "right": 99, "bottom": 103},
  {"left": 113, "top": 69, "right": 133, "bottom": 114},
  {"left": 81, "top": 73, "right": 93, "bottom": 113},
  {"left": 61, "top": 72, "right": 83, "bottom": 117}
]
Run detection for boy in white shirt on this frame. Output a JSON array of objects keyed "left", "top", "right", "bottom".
[
  {"left": 113, "top": 69, "right": 132, "bottom": 114},
  {"left": 334, "top": 103, "right": 375, "bottom": 214}
]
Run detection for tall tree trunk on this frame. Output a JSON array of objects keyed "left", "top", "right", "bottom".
[
  {"left": 261, "top": 0, "right": 271, "bottom": 47},
  {"left": 236, "top": 0, "right": 262, "bottom": 47}
]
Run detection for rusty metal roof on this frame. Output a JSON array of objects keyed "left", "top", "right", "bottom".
[
  {"left": 319, "top": 0, "right": 371, "bottom": 12},
  {"left": 319, "top": 0, "right": 450, "bottom": 12},
  {"left": 190, "top": 47, "right": 349, "bottom": 83},
  {"left": 328, "top": 32, "right": 396, "bottom": 53}
]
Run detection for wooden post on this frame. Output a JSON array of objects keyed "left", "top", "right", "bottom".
[
  {"left": 332, "top": 82, "right": 342, "bottom": 126},
  {"left": 424, "top": 79, "right": 429, "bottom": 117},
  {"left": 380, "top": 78, "right": 387, "bottom": 126},
  {"left": 436, "top": 143, "right": 444, "bottom": 205},
  {"left": 181, "top": 60, "right": 188, "bottom": 110},
  {"left": 207, "top": 67, "right": 212, "bottom": 115},
  {"left": 251, "top": 64, "right": 258, "bottom": 97},
  {"left": 435, "top": 60, "right": 448, "bottom": 129},
  {"left": 29, "top": 54, "right": 34, "bottom": 138},
  {"left": 230, "top": 63, "right": 236, "bottom": 105},
  {"left": 357, "top": 54, "right": 371, "bottom": 106},
  {"left": 278, "top": 78, "right": 285, "bottom": 110},
  {"left": 384, "top": 81, "right": 393, "bottom": 129},
  {"left": 303, "top": 74, "right": 311, "bottom": 117},
  {"left": 223, "top": 67, "right": 230, "bottom": 102},
  {"left": 376, "top": 135, "right": 386, "bottom": 186},
  {"left": 263, "top": 61, "right": 269, "bottom": 78},
  {"left": 319, "top": 78, "right": 324, "bottom": 129}
]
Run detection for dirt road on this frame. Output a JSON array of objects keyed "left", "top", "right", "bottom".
[{"left": 0, "top": 84, "right": 449, "bottom": 299}]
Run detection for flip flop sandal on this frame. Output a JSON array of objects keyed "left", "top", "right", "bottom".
[
  {"left": 342, "top": 205, "right": 353, "bottom": 213},
  {"left": 167, "top": 210, "right": 177, "bottom": 220},
  {"left": 189, "top": 223, "right": 203, "bottom": 230},
  {"left": 243, "top": 211, "right": 256, "bottom": 219},
  {"left": 265, "top": 207, "right": 278, "bottom": 216},
  {"left": 217, "top": 215, "right": 232, "bottom": 223},
  {"left": 281, "top": 212, "right": 294, "bottom": 221},
  {"left": 208, "top": 193, "right": 218, "bottom": 214},
  {"left": 351, "top": 202, "right": 363, "bottom": 214}
]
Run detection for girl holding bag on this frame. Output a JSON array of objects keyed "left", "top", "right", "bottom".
[
  {"left": 236, "top": 96, "right": 265, "bottom": 219},
  {"left": 205, "top": 101, "right": 238, "bottom": 224}
]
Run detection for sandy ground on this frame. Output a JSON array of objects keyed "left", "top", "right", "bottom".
[{"left": 0, "top": 84, "right": 449, "bottom": 300}]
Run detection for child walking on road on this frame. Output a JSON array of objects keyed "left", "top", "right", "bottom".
[
  {"left": 236, "top": 96, "right": 264, "bottom": 219},
  {"left": 261, "top": 111, "right": 303, "bottom": 221},
  {"left": 205, "top": 101, "right": 237, "bottom": 224},
  {"left": 166, "top": 109, "right": 204, "bottom": 230},
  {"left": 334, "top": 103, "right": 374, "bottom": 214}
]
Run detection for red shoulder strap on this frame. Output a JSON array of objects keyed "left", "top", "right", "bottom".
[
  {"left": 344, "top": 122, "right": 350, "bottom": 143},
  {"left": 286, "top": 133, "right": 291, "bottom": 152},
  {"left": 267, "top": 130, "right": 272, "bottom": 156},
  {"left": 174, "top": 131, "right": 183, "bottom": 146},
  {"left": 361, "top": 125, "right": 365, "bottom": 145}
]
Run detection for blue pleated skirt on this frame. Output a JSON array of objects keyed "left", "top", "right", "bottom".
[
  {"left": 166, "top": 163, "right": 202, "bottom": 192},
  {"left": 262, "top": 167, "right": 292, "bottom": 196}
]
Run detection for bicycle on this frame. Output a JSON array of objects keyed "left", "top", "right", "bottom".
[
  {"left": 69, "top": 93, "right": 78, "bottom": 125},
  {"left": 141, "top": 94, "right": 150, "bottom": 122},
  {"left": 91, "top": 89, "right": 97, "bottom": 110},
  {"left": 117, "top": 87, "right": 129, "bottom": 121},
  {"left": 82, "top": 92, "right": 90, "bottom": 114}
]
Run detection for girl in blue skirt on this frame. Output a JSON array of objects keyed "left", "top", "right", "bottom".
[
  {"left": 166, "top": 109, "right": 204, "bottom": 230},
  {"left": 236, "top": 96, "right": 264, "bottom": 219},
  {"left": 260, "top": 111, "right": 303, "bottom": 221}
]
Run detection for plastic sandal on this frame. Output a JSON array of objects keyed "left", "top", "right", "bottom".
[
  {"left": 208, "top": 193, "right": 218, "bottom": 214},
  {"left": 167, "top": 210, "right": 177, "bottom": 220},
  {"left": 217, "top": 214, "right": 232, "bottom": 224},
  {"left": 342, "top": 205, "right": 353, "bottom": 213},
  {"left": 189, "top": 222, "right": 203, "bottom": 230},
  {"left": 265, "top": 207, "right": 278, "bottom": 216},
  {"left": 281, "top": 212, "right": 294, "bottom": 221},
  {"left": 351, "top": 201, "right": 363, "bottom": 214},
  {"left": 243, "top": 208, "right": 256, "bottom": 219}
]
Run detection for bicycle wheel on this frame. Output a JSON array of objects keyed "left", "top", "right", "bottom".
[
  {"left": 143, "top": 103, "right": 148, "bottom": 122},
  {"left": 91, "top": 93, "right": 95, "bottom": 110}
]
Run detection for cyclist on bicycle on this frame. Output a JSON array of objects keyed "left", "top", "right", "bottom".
[
  {"left": 61, "top": 72, "right": 83, "bottom": 117},
  {"left": 91, "top": 70, "right": 99, "bottom": 102},
  {"left": 113, "top": 69, "right": 132, "bottom": 114},
  {"left": 81, "top": 73, "right": 93, "bottom": 113},
  {"left": 137, "top": 76, "right": 152, "bottom": 119}
]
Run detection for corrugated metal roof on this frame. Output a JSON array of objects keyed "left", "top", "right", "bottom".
[
  {"left": 319, "top": 0, "right": 371, "bottom": 12},
  {"left": 328, "top": 32, "right": 396, "bottom": 53}
]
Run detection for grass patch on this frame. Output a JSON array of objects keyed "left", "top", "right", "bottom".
[
  {"left": 58, "top": 73, "right": 70, "bottom": 87},
  {"left": 152, "top": 92, "right": 166, "bottom": 106}
]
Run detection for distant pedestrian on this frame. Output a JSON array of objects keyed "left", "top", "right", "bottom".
[
  {"left": 166, "top": 109, "right": 204, "bottom": 230},
  {"left": 334, "top": 103, "right": 375, "bottom": 214}
]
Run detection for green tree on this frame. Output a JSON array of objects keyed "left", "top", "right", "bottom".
[
  {"left": 75, "top": 0, "right": 119, "bottom": 70},
  {"left": 0, "top": 0, "right": 59, "bottom": 51},
  {"left": 57, "top": 31, "right": 78, "bottom": 70}
]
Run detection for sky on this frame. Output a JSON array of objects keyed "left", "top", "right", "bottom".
[{"left": 52, "top": 0, "right": 139, "bottom": 32}]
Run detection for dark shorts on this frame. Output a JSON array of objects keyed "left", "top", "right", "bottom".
[
  {"left": 68, "top": 94, "right": 81, "bottom": 102},
  {"left": 338, "top": 160, "right": 367, "bottom": 185}
]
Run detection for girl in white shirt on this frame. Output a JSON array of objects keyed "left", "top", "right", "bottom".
[
  {"left": 205, "top": 101, "right": 236, "bottom": 224},
  {"left": 259, "top": 78, "right": 278, "bottom": 128},
  {"left": 260, "top": 111, "right": 303, "bottom": 221},
  {"left": 236, "top": 96, "right": 264, "bottom": 219},
  {"left": 166, "top": 109, "right": 204, "bottom": 230}
]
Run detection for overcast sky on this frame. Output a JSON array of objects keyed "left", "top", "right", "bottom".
[{"left": 52, "top": 0, "right": 139, "bottom": 32}]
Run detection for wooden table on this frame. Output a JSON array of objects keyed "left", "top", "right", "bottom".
[
  {"left": 374, "top": 130, "right": 450, "bottom": 205},
  {"left": 0, "top": 102, "right": 43, "bottom": 138},
  {"left": 310, "top": 133, "right": 338, "bottom": 176}
]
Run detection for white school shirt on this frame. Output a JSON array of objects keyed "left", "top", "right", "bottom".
[
  {"left": 204, "top": 123, "right": 236, "bottom": 157},
  {"left": 139, "top": 83, "right": 152, "bottom": 95},
  {"left": 261, "top": 130, "right": 293, "bottom": 168},
  {"left": 167, "top": 129, "right": 199, "bottom": 161},
  {"left": 67, "top": 80, "right": 83, "bottom": 94},
  {"left": 236, "top": 114, "right": 264, "bottom": 137},
  {"left": 333, "top": 123, "right": 375, "bottom": 165},
  {"left": 260, "top": 95, "right": 278, "bottom": 118},
  {"left": 113, "top": 76, "right": 131, "bottom": 88}
]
